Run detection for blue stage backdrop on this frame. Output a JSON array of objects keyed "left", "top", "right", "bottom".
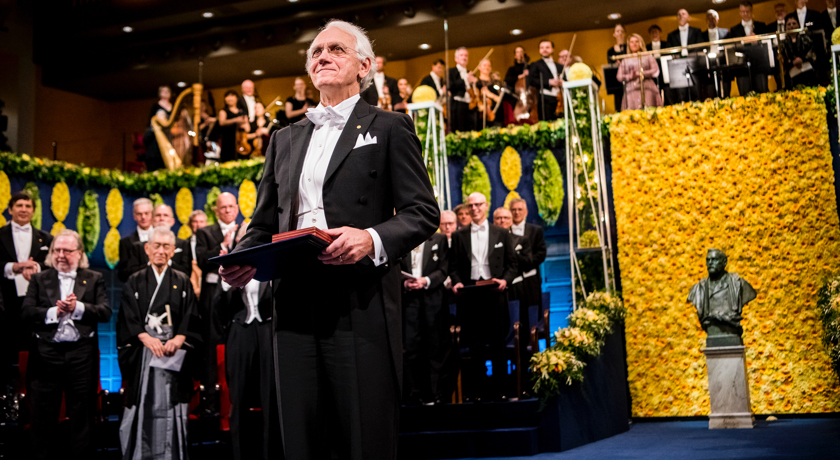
[{"left": 4, "top": 144, "right": 577, "bottom": 392}]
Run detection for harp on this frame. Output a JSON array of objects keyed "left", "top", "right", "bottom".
[{"left": 150, "top": 83, "right": 203, "bottom": 170}]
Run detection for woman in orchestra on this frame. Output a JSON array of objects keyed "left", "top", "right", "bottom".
[
  {"left": 217, "top": 90, "right": 248, "bottom": 163},
  {"left": 616, "top": 34, "right": 663, "bottom": 111},
  {"left": 394, "top": 78, "right": 412, "bottom": 113},
  {"left": 781, "top": 16, "right": 818, "bottom": 88},
  {"left": 244, "top": 101, "right": 271, "bottom": 156},
  {"left": 607, "top": 24, "right": 627, "bottom": 111},
  {"left": 285, "top": 77, "right": 317, "bottom": 124},
  {"left": 142, "top": 86, "right": 173, "bottom": 171},
  {"left": 476, "top": 59, "right": 503, "bottom": 128}
]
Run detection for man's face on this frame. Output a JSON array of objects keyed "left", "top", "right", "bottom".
[
  {"left": 53, "top": 236, "right": 81, "bottom": 273},
  {"left": 493, "top": 210, "right": 512, "bottom": 229},
  {"left": 829, "top": 0, "right": 837, "bottom": 10},
  {"left": 650, "top": 29, "right": 660, "bottom": 42},
  {"left": 242, "top": 80, "right": 254, "bottom": 97},
  {"left": 455, "top": 49, "right": 469, "bottom": 67},
  {"left": 308, "top": 28, "right": 369, "bottom": 93},
  {"left": 677, "top": 9, "right": 690, "bottom": 26},
  {"left": 707, "top": 13, "right": 718, "bottom": 29},
  {"left": 375, "top": 56, "right": 385, "bottom": 72},
  {"left": 558, "top": 50, "right": 569, "bottom": 66},
  {"left": 706, "top": 251, "right": 727, "bottom": 277},
  {"left": 215, "top": 194, "right": 239, "bottom": 225},
  {"left": 539, "top": 41, "right": 553, "bottom": 58},
  {"left": 467, "top": 195, "right": 487, "bottom": 223},
  {"left": 797, "top": 0, "right": 808, "bottom": 9},
  {"left": 432, "top": 62, "right": 444, "bottom": 77},
  {"left": 145, "top": 234, "right": 175, "bottom": 269},
  {"left": 153, "top": 206, "right": 175, "bottom": 229},
  {"left": 9, "top": 199, "right": 34, "bottom": 226},
  {"left": 134, "top": 203, "right": 153, "bottom": 230},
  {"left": 439, "top": 213, "right": 457, "bottom": 237},
  {"left": 189, "top": 214, "right": 207, "bottom": 233},
  {"left": 510, "top": 202, "right": 527, "bottom": 224},
  {"left": 775, "top": 5, "right": 787, "bottom": 18},
  {"left": 740, "top": 5, "right": 753, "bottom": 21},
  {"left": 456, "top": 208, "right": 471, "bottom": 226}
]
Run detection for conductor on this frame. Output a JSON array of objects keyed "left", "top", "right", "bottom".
[{"left": 219, "top": 19, "right": 440, "bottom": 460}]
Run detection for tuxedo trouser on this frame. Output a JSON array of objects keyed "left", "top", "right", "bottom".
[
  {"left": 274, "top": 305, "right": 399, "bottom": 460},
  {"left": 226, "top": 320, "right": 275, "bottom": 460},
  {"left": 28, "top": 339, "right": 97, "bottom": 460},
  {"left": 457, "top": 289, "right": 508, "bottom": 398},
  {"left": 403, "top": 290, "right": 449, "bottom": 401},
  {"left": 200, "top": 282, "right": 225, "bottom": 405},
  {"left": 535, "top": 95, "right": 559, "bottom": 122}
]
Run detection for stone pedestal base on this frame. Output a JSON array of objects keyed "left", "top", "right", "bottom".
[{"left": 702, "top": 345, "right": 754, "bottom": 429}]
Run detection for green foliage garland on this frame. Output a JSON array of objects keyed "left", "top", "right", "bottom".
[
  {"left": 445, "top": 120, "right": 566, "bottom": 158},
  {"left": 149, "top": 193, "right": 164, "bottom": 208},
  {"left": 0, "top": 152, "right": 265, "bottom": 194},
  {"left": 532, "top": 149, "right": 564, "bottom": 226},
  {"left": 461, "top": 155, "right": 492, "bottom": 212},
  {"left": 204, "top": 187, "right": 221, "bottom": 225},
  {"left": 76, "top": 190, "right": 100, "bottom": 256},
  {"left": 23, "top": 182, "right": 42, "bottom": 230}
]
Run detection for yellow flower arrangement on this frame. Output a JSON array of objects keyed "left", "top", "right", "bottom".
[
  {"left": 0, "top": 171, "right": 9, "bottom": 227},
  {"left": 104, "top": 228, "right": 121, "bottom": 269},
  {"left": 500, "top": 146, "right": 522, "bottom": 191},
  {"left": 50, "top": 182, "right": 70, "bottom": 236},
  {"left": 103, "top": 189, "right": 123, "bottom": 269},
  {"left": 175, "top": 188, "right": 194, "bottom": 239},
  {"left": 238, "top": 179, "right": 257, "bottom": 224},
  {"left": 607, "top": 88, "right": 840, "bottom": 416},
  {"left": 567, "top": 63, "right": 593, "bottom": 81}
]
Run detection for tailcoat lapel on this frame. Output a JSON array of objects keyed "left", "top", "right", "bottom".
[
  {"left": 0, "top": 226, "right": 15, "bottom": 260},
  {"left": 289, "top": 120, "right": 315, "bottom": 225},
  {"left": 324, "top": 100, "right": 376, "bottom": 185}
]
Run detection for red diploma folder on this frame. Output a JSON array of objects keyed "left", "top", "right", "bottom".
[{"left": 210, "top": 227, "right": 334, "bottom": 282}]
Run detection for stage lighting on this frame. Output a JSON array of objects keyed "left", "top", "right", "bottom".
[
  {"left": 203, "top": 12, "right": 214, "bottom": 18},
  {"left": 419, "top": 43, "right": 431, "bottom": 50},
  {"left": 122, "top": 26, "right": 133, "bottom": 33},
  {"left": 608, "top": 13, "right": 621, "bottom": 20},
  {"left": 510, "top": 29, "right": 522, "bottom": 36}
]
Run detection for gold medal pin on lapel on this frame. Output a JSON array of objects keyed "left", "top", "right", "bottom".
[{"left": 357, "top": 125, "right": 361, "bottom": 129}]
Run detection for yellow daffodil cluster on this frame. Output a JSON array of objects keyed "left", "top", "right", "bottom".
[{"left": 608, "top": 88, "right": 840, "bottom": 416}]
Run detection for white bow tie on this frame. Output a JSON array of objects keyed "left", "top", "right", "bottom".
[
  {"left": 471, "top": 222, "right": 486, "bottom": 233},
  {"left": 306, "top": 106, "right": 345, "bottom": 128},
  {"left": 58, "top": 271, "right": 77, "bottom": 280},
  {"left": 12, "top": 223, "right": 31, "bottom": 233}
]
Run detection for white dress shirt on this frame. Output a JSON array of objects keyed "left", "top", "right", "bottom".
[
  {"left": 46, "top": 270, "right": 86, "bottom": 342},
  {"left": 300, "top": 94, "right": 386, "bottom": 266},
  {"left": 470, "top": 220, "right": 491, "bottom": 280},
  {"left": 742, "top": 20, "right": 754, "bottom": 36},
  {"left": 243, "top": 94, "right": 256, "bottom": 122},
  {"left": 776, "top": 19, "right": 786, "bottom": 33},
  {"left": 829, "top": 8, "right": 837, "bottom": 28},
  {"left": 4, "top": 222, "right": 38, "bottom": 296},
  {"left": 454, "top": 65, "right": 471, "bottom": 103},
  {"left": 542, "top": 58, "right": 560, "bottom": 97},
  {"left": 511, "top": 221, "right": 525, "bottom": 237},
  {"left": 650, "top": 40, "right": 661, "bottom": 58},
  {"left": 430, "top": 72, "right": 443, "bottom": 94},
  {"left": 137, "top": 226, "right": 152, "bottom": 243},
  {"left": 409, "top": 242, "right": 431, "bottom": 289},
  {"left": 190, "top": 234, "right": 197, "bottom": 260},
  {"left": 374, "top": 72, "right": 386, "bottom": 98},
  {"left": 218, "top": 220, "right": 237, "bottom": 251},
  {"left": 243, "top": 279, "right": 263, "bottom": 324},
  {"left": 798, "top": 7, "right": 807, "bottom": 28},
  {"left": 679, "top": 24, "right": 690, "bottom": 47},
  {"left": 708, "top": 28, "right": 719, "bottom": 42}
]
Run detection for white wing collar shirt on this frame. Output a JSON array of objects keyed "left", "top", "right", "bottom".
[
  {"left": 301, "top": 94, "right": 387, "bottom": 266},
  {"left": 45, "top": 270, "right": 85, "bottom": 342},
  {"left": 742, "top": 20, "right": 754, "bottom": 36},
  {"left": 542, "top": 57, "right": 560, "bottom": 97},
  {"left": 410, "top": 243, "right": 431, "bottom": 289},
  {"left": 4, "top": 222, "right": 39, "bottom": 296},
  {"left": 137, "top": 226, "right": 152, "bottom": 243},
  {"left": 470, "top": 220, "right": 491, "bottom": 280}
]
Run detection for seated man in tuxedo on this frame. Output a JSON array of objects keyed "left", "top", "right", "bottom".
[
  {"left": 21, "top": 230, "right": 111, "bottom": 460},
  {"left": 117, "top": 226, "right": 199, "bottom": 460},
  {"left": 196, "top": 192, "right": 240, "bottom": 416},
  {"left": 0, "top": 192, "right": 52, "bottom": 384},
  {"left": 400, "top": 226, "right": 449, "bottom": 406},
  {"left": 125, "top": 204, "right": 193, "bottom": 278},
  {"left": 450, "top": 193, "right": 517, "bottom": 401},
  {"left": 118, "top": 198, "right": 154, "bottom": 283},
  {"left": 219, "top": 222, "right": 276, "bottom": 460}
]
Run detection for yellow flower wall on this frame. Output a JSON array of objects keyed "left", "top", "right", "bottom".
[{"left": 608, "top": 89, "right": 840, "bottom": 416}]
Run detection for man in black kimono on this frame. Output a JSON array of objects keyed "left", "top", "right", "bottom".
[{"left": 117, "top": 226, "right": 199, "bottom": 459}]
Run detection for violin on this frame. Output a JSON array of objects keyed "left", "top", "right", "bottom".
[
  {"left": 236, "top": 128, "right": 253, "bottom": 156},
  {"left": 379, "top": 87, "right": 393, "bottom": 111},
  {"left": 512, "top": 58, "right": 535, "bottom": 124}
]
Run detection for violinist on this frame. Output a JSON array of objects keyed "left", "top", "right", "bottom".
[
  {"left": 361, "top": 56, "right": 402, "bottom": 109},
  {"left": 420, "top": 59, "right": 446, "bottom": 98},
  {"left": 504, "top": 46, "right": 530, "bottom": 125},
  {"left": 449, "top": 47, "right": 478, "bottom": 132},
  {"left": 528, "top": 39, "right": 562, "bottom": 121},
  {"left": 217, "top": 90, "right": 249, "bottom": 163},
  {"left": 394, "top": 78, "right": 412, "bottom": 113},
  {"left": 476, "top": 60, "right": 503, "bottom": 128}
]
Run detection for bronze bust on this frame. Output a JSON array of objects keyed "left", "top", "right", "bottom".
[{"left": 688, "top": 249, "right": 757, "bottom": 347}]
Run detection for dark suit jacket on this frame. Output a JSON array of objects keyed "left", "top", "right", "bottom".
[
  {"left": 232, "top": 97, "right": 440, "bottom": 385},
  {"left": 666, "top": 27, "right": 705, "bottom": 48},
  {"left": 118, "top": 230, "right": 141, "bottom": 282},
  {"left": 786, "top": 9, "right": 823, "bottom": 30},
  {"left": 821, "top": 10, "right": 838, "bottom": 36},
  {"left": 399, "top": 233, "right": 449, "bottom": 291},
  {"left": 196, "top": 223, "right": 228, "bottom": 279},
  {"left": 127, "top": 238, "right": 192, "bottom": 279},
  {"left": 729, "top": 21, "right": 768, "bottom": 39},
  {"left": 448, "top": 223, "right": 518, "bottom": 287},
  {"left": 221, "top": 280, "right": 273, "bottom": 327},
  {"left": 195, "top": 222, "right": 231, "bottom": 340},
  {"left": 419, "top": 74, "right": 443, "bottom": 97},
  {"left": 519, "top": 223, "right": 546, "bottom": 276},
  {"left": 0, "top": 223, "right": 53, "bottom": 307},
  {"left": 448, "top": 67, "right": 468, "bottom": 99},
  {"left": 528, "top": 59, "right": 563, "bottom": 93},
  {"left": 701, "top": 28, "right": 730, "bottom": 42},
  {"left": 21, "top": 267, "right": 111, "bottom": 343},
  {"left": 361, "top": 74, "right": 402, "bottom": 107}
]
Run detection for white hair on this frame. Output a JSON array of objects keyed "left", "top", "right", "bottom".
[
  {"left": 306, "top": 19, "right": 377, "bottom": 92},
  {"left": 133, "top": 197, "right": 153, "bottom": 213},
  {"left": 46, "top": 230, "right": 89, "bottom": 269},
  {"left": 706, "top": 9, "right": 719, "bottom": 20},
  {"left": 150, "top": 225, "right": 176, "bottom": 245}
]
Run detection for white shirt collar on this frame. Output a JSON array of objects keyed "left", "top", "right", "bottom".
[
  {"left": 244, "top": 94, "right": 255, "bottom": 100},
  {"left": 679, "top": 24, "right": 689, "bottom": 32},
  {"left": 137, "top": 226, "right": 152, "bottom": 242},
  {"left": 742, "top": 19, "right": 753, "bottom": 27},
  {"left": 316, "top": 93, "right": 359, "bottom": 118},
  {"left": 797, "top": 7, "right": 807, "bottom": 14},
  {"left": 829, "top": 8, "right": 836, "bottom": 14},
  {"left": 708, "top": 27, "right": 717, "bottom": 32},
  {"left": 219, "top": 220, "right": 237, "bottom": 236},
  {"left": 512, "top": 221, "right": 526, "bottom": 234},
  {"left": 11, "top": 222, "right": 31, "bottom": 232},
  {"left": 471, "top": 219, "right": 488, "bottom": 232},
  {"left": 456, "top": 64, "right": 467, "bottom": 74}
]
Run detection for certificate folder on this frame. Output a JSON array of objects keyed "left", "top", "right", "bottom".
[
  {"left": 210, "top": 227, "right": 333, "bottom": 282},
  {"left": 459, "top": 279, "right": 498, "bottom": 291}
]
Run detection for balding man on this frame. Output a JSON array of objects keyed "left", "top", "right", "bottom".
[
  {"left": 125, "top": 204, "right": 193, "bottom": 278},
  {"left": 118, "top": 198, "right": 154, "bottom": 282},
  {"left": 239, "top": 79, "right": 258, "bottom": 125},
  {"left": 196, "top": 192, "right": 240, "bottom": 416},
  {"left": 439, "top": 210, "right": 457, "bottom": 248},
  {"left": 450, "top": 193, "right": 517, "bottom": 402}
]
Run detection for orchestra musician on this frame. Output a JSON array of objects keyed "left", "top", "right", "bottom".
[
  {"left": 729, "top": 1, "right": 769, "bottom": 94},
  {"left": 667, "top": 9, "right": 704, "bottom": 103},
  {"left": 616, "top": 34, "right": 663, "bottom": 111},
  {"left": 607, "top": 24, "right": 627, "bottom": 110},
  {"left": 361, "top": 56, "right": 402, "bottom": 110},
  {"left": 218, "top": 90, "right": 249, "bottom": 163},
  {"left": 394, "top": 78, "right": 411, "bottom": 112},
  {"left": 419, "top": 59, "right": 446, "bottom": 98},
  {"left": 449, "top": 47, "right": 478, "bottom": 132},
  {"left": 142, "top": 86, "right": 172, "bottom": 172},
  {"left": 286, "top": 77, "right": 317, "bottom": 124},
  {"left": 503, "top": 46, "right": 531, "bottom": 125},
  {"left": 476, "top": 60, "right": 503, "bottom": 128},
  {"left": 703, "top": 10, "right": 732, "bottom": 99},
  {"left": 529, "top": 39, "right": 562, "bottom": 121}
]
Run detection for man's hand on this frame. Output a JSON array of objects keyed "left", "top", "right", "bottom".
[
  {"left": 56, "top": 293, "right": 77, "bottom": 316},
  {"left": 319, "top": 227, "right": 374, "bottom": 265},
  {"left": 404, "top": 277, "right": 428, "bottom": 291},
  {"left": 549, "top": 78, "right": 560, "bottom": 87},
  {"left": 492, "top": 278, "right": 507, "bottom": 292},
  {"left": 223, "top": 226, "right": 237, "bottom": 249},
  {"left": 452, "top": 282, "right": 464, "bottom": 295},
  {"left": 466, "top": 74, "right": 478, "bottom": 84},
  {"left": 139, "top": 333, "right": 165, "bottom": 358},
  {"left": 220, "top": 265, "right": 257, "bottom": 288},
  {"left": 163, "top": 335, "right": 186, "bottom": 357},
  {"left": 793, "top": 57, "right": 803, "bottom": 68},
  {"left": 13, "top": 259, "right": 39, "bottom": 276}
]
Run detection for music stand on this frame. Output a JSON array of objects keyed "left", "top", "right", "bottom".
[
  {"left": 736, "top": 41, "right": 775, "bottom": 75},
  {"left": 668, "top": 57, "right": 702, "bottom": 89}
]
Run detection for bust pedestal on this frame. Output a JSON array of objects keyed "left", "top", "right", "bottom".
[{"left": 702, "top": 345, "right": 754, "bottom": 429}]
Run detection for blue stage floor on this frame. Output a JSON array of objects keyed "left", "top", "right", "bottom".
[{"left": 448, "top": 418, "right": 840, "bottom": 460}]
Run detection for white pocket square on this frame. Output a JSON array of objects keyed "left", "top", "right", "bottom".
[
  {"left": 354, "top": 133, "right": 377, "bottom": 149},
  {"left": 174, "top": 248, "right": 183, "bottom": 253},
  {"left": 515, "top": 244, "right": 522, "bottom": 251},
  {"left": 40, "top": 246, "right": 49, "bottom": 251},
  {"left": 494, "top": 242, "right": 503, "bottom": 248},
  {"left": 431, "top": 244, "right": 438, "bottom": 251}
]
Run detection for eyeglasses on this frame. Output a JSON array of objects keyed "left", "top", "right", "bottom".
[
  {"left": 149, "top": 243, "right": 173, "bottom": 251},
  {"left": 467, "top": 203, "right": 486, "bottom": 208},
  {"left": 310, "top": 44, "right": 357, "bottom": 60},
  {"left": 53, "top": 248, "right": 78, "bottom": 255}
]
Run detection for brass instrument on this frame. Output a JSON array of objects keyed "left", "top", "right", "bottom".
[{"left": 150, "top": 83, "right": 203, "bottom": 170}]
